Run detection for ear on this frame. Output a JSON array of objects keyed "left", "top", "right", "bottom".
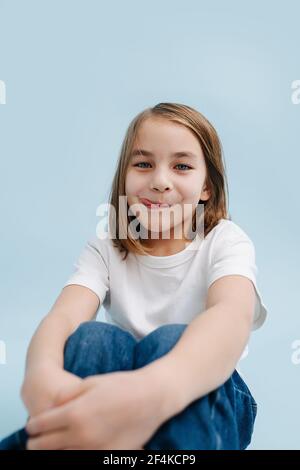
[{"left": 200, "top": 184, "right": 211, "bottom": 202}]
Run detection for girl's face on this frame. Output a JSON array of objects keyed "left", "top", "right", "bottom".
[{"left": 125, "top": 116, "right": 210, "bottom": 240}]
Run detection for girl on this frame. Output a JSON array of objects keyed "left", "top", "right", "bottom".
[{"left": 0, "top": 102, "right": 267, "bottom": 450}]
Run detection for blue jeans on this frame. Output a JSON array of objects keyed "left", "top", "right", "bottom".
[{"left": 0, "top": 321, "right": 257, "bottom": 450}]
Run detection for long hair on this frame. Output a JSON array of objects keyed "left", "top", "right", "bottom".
[{"left": 108, "top": 102, "right": 230, "bottom": 260}]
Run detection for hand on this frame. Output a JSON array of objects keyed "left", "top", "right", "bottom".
[
  {"left": 25, "top": 368, "right": 169, "bottom": 450},
  {"left": 21, "top": 363, "right": 83, "bottom": 417}
]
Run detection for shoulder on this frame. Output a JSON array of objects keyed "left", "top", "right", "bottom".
[
  {"left": 206, "top": 218, "right": 254, "bottom": 249},
  {"left": 86, "top": 234, "right": 125, "bottom": 265},
  {"left": 204, "top": 218, "right": 256, "bottom": 266},
  {"left": 204, "top": 219, "right": 267, "bottom": 330}
]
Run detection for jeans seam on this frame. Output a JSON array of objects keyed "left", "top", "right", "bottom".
[
  {"left": 234, "top": 384, "right": 257, "bottom": 448},
  {"left": 233, "top": 385, "right": 258, "bottom": 412},
  {"left": 210, "top": 390, "right": 223, "bottom": 450},
  {"left": 233, "top": 385, "right": 253, "bottom": 400}
]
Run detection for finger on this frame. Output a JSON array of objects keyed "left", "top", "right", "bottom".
[
  {"left": 26, "top": 429, "right": 72, "bottom": 450},
  {"left": 26, "top": 403, "right": 72, "bottom": 436},
  {"left": 54, "top": 380, "right": 84, "bottom": 407}
]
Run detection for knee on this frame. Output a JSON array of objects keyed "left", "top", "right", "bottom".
[
  {"left": 63, "top": 321, "right": 100, "bottom": 361},
  {"left": 135, "top": 324, "right": 187, "bottom": 367},
  {"left": 64, "top": 321, "right": 136, "bottom": 356},
  {"left": 65, "top": 320, "right": 126, "bottom": 348},
  {"left": 65, "top": 321, "right": 105, "bottom": 347},
  {"left": 148, "top": 323, "right": 187, "bottom": 350}
]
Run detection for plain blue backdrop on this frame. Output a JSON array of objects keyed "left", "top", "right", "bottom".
[{"left": 0, "top": 0, "right": 299, "bottom": 449}]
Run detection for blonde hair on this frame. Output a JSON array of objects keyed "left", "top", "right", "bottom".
[{"left": 108, "top": 102, "right": 230, "bottom": 260}]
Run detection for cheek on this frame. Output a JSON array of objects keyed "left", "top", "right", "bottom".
[
  {"left": 179, "top": 177, "right": 201, "bottom": 200},
  {"left": 185, "top": 173, "right": 205, "bottom": 196},
  {"left": 125, "top": 172, "right": 135, "bottom": 194},
  {"left": 125, "top": 171, "right": 146, "bottom": 195}
]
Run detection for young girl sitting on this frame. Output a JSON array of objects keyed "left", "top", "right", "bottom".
[{"left": 0, "top": 102, "right": 267, "bottom": 450}]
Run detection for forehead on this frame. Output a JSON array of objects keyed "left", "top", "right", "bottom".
[{"left": 134, "top": 117, "right": 203, "bottom": 156}]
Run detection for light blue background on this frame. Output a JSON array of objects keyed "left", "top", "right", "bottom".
[{"left": 0, "top": 0, "right": 299, "bottom": 449}]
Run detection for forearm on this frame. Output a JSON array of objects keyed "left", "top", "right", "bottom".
[
  {"left": 23, "top": 285, "right": 100, "bottom": 376},
  {"left": 20, "top": 312, "right": 75, "bottom": 408},
  {"left": 144, "top": 303, "right": 252, "bottom": 420},
  {"left": 23, "top": 313, "right": 74, "bottom": 374}
]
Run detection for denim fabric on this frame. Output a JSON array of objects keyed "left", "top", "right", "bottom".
[{"left": 0, "top": 321, "right": 257, "bottom": 450}]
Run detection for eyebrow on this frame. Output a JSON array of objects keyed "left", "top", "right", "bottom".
[{"left": 131, "top": 149, "right": 198, "bottom": 159}]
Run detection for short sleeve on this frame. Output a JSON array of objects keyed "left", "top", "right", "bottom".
[
  {"left": 207, "top": 223, "right": 267, "bottom": 330},
  {"left": 64, "top": 237, "right": 109, "bottom": 305}
]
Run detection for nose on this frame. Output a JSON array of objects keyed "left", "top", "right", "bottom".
[
  {"left": 150, "top": 169, "right": 173, "bottom": 193},
  {"left": 152, "top": 184, "right": 171, "bottom": 192}
]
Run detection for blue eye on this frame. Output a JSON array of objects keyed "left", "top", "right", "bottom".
[
  {"left": 134, "top": 162, "right": 151, "bottom": 169},
  {"left": 175, "top": 164, "right": 192, "bottom": 171},
  {"left": 133, "top": 162, "right": 192, "bottom": 171}
]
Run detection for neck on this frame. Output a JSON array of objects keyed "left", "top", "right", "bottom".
[{"left": 140, "top": 229, "right": 194, "bottom": 256}]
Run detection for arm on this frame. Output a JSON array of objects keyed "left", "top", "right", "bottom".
[
  {"left": 21, "top": 284, "right": 100, "bottom": 414},
  {"left": 24, "top": 275, "right": 255, "bottom": 450},
  {"left": 143, "top": 275, "right": 256, "bottom": 419}
]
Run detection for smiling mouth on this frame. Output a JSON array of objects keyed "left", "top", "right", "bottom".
[
  {"left": 144, "top": 203, "right": 171, "bottom": 209},
  {"left": 140, "top": 199, "right": 172, "bottom": 209}
]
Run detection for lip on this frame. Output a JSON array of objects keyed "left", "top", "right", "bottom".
[{"left": 140, "top": 198, "right": 171, "bottom": 208}]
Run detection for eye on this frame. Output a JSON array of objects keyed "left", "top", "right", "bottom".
[
  {"left": 133, "top": 162, "right": 151, "bottom": 169},
  {"left": 133, "top": 162, "right": 192, "bottom": 171},
  {"left": 175, "top": 163, "right": 192, "bottom": 171}
]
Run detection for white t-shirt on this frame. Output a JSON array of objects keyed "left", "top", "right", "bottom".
[{"left": 64, "top": 218, "right": 267, "bottom": 362}]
